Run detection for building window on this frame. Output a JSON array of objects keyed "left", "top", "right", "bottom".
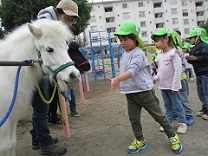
[
  {"left": 111, "top": 38, "right": 117, "bottom": 43},
  {"left": 156, "top": 23, "right": 164, "bottom": 28},
  {"left": 90, "top": 16, "right": 96, "bottom": 22},
  {"left": 182, "top": 0, "right": 188, "bottom": 6},
  {"left": 123, "top": 12, "right": 130, "bottom": 19},
  {"left": 171, "top": 8, "right": 178, "bottom": 15},
  {"left": 196, "top": 2, "right": 203, "bottom": 7},
  {"left": 90, "top": 26, "right": 97, "bottom": 32},
  {"left": 173, "top": 28, "right": 179, "bottom": 32},
  {"left": 107, "top": 27, "right": 116, "bottom": 33},
  {"left": 141, "top": 31, "right": 148, "bottom": 37},
  {"left": 196, "top": 11, "right": 204, "bottom": 16},
  {"left": 183, "top": 19, "right": 189, "bottom": 25},
  {"left": 104, "top": 7, "right": 113, "bottom": 12},
  {"left": 92, "top": 36, "right": 98, "bottom": 43},
  {"left": 140, "top": 21, "right": 146, "bottom": 27},
  {"left": 182, "top": 9, "right": 188, "bottom": 16},
  {"left": 184, "top": 28, "right": 189, "bottom": 34},
  {"left": 170, "top": 0, "right": 177, "bottom": 5},
  {"left": 139, "top": 11, "right": 145, "bottom": 17},
  {"left": 154, "top": 2, "right": 162, "bottom": 8},
  {"left": 106, "top": 17, "right": 114, "bottom": 23},
  {"left": 122, "top": 3, "right": 128, "bottom": 9},
  {"left": 143, "top": 41, "right": 148, "bottom": 45},
  {"left": 172, "top": 18, "right": 179, "bottom": 24},
  {"left": 138, "top": 2, "right": 144, "bottom": 7},
  {"left": 155, "top": 13, "right": 163, "bottom": 18},
  {"left": 197, "top": 21, "right": 205, "bottom": 26}
]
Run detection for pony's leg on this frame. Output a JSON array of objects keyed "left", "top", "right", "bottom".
[{"left": 0, "top": 120, "right": 16, "bottom": 156}]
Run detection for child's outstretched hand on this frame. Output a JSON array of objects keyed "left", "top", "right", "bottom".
[
  {"left": 152, "top": 78, "right": 157, "bottom": 84},
  {"left": 107, "top": 77, "right": 119, "bottom": 90}
]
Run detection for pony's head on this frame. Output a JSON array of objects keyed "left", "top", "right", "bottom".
[
  {"left": 28, "top": 19, "right": 80, "bottom": 91},
  {"left": 68, "top": 41, "right": 91, "bottom": 74}
]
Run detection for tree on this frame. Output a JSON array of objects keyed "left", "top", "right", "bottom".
[
  {"left": 72, "top": 0, "right": 92, "bottom": 36},
  {"left": 0, "top": 0, "right": 92, "bottom": 36},
  {"left": 0, "top": 28, "right": 4, "bottom": 39},
  {"left": 0, "top": 0, "right": 58, "bottom": 32}
]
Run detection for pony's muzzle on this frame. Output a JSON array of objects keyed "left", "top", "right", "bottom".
[{"left": 64, "top": 72, "right": 80, "bottom": 87}]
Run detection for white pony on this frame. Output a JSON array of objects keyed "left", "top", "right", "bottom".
[{"left": 0, "top": 19, "right": 80, "bottom": 155}]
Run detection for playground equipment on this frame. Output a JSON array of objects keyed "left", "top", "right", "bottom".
[{"left": 80, "top": 30, "right": 124, "bottom": 82}]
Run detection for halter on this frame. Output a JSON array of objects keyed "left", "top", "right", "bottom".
[{"left": 36, "top": 50, "right": 74, "bottom": 80}]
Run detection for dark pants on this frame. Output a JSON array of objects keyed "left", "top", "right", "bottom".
[
  {"left": 48, "top": 89, "right": 60, "bottom": 122},
  {"left": 126, "top": 89, "right": 175, "bottom": 141},
  {"left": 30, "top": 77, "right": 54, "bottom": 148}
]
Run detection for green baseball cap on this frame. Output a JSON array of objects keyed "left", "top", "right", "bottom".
[
  {"left": 186, "top": 28, "right": 208, "bottom": 44},
  {"left": 114, "top": 21, "right": 144, "bottom": 48},
  {"left": 114, "top": 21, "right": 140, "bottom": 36},
  {"left": 182, "top": 42, "right": 191, "bottom": 51},
  {"left": 151, "top": 28, "right": 183, "bottom": 48},
  {"left": 151, "top": 28, "right": 169, "bottom": 39}
]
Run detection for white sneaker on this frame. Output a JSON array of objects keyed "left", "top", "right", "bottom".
[
  {"left": 177, "top": 123, "right": 187, "bottom": 134},
  {"left": 196, "top": 110, "right": 205, "bottom": 117},
  {"left": 202, "top": 114, "right": 208, "bottom": 120},
  {"left": 190, "top": 78, "right": 195, "bottom": 81},
  {"left": 159, "top": 126, "right": 164, "bottom": 132}
]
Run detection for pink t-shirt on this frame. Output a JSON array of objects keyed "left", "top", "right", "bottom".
[{"left": 154, "top": 48, "right": 182, "bottom": 91}]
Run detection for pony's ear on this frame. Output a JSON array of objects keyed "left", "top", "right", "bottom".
[{"left": 28, "top": 23, "right": 43, "bottom": 39}]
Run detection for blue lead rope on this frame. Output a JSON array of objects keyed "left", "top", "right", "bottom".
[{"left": 0, "top": 59, "right": 33, "bottom": 127}]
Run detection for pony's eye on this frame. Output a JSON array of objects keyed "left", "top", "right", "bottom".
[{"left": 46, "top": 47, "right": 54, "bottom": 53}]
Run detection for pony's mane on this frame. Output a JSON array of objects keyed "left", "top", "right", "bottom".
[{"left": 0, "top": 19, "right": 72, "bottom": 61}]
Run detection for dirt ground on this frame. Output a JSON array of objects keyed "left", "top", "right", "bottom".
[{"left": 16, "top": 77, "right": 208, "bottom": 156}]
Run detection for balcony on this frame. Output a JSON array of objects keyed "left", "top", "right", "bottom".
[
  {"left": 104, "top": 12, "right": 115, "bottom": 18},
  {"left": 153, "top": 0, "right": 163, "bottom": 3},
  {"left": 155, "top": 17, "right": 165, "bottom": 23},
  {"left": 196, "top": 6, "right": 205, "bottom": 12},
  {"left": 197, "top": 15, "right": 206, "bottom": 21},
  {"left": 154, "top": 7, "right": 164, "bottom": 14},
  {"left": 105, "top": 22, "right": 116, "bottom": 28}
]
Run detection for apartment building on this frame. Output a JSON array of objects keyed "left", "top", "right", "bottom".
[{"left": 85, "top": 0, "right": 208, "bottom": 46}]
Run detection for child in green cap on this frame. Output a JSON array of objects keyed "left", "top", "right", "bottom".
[
  {"left": 182, "top": 42, "right": 195, "bottom": 81},
  {"left": 151, "top": 28, "right": 187, "bottom": 134},
  {"left": 186, "top": 27, "right": 208, "bottom": 120},
  {"left": 172, "top": 31, "right": 194, "bottom": 126},
  {"left": 109, "top": 21, "right": 182, "bottom": 154}
]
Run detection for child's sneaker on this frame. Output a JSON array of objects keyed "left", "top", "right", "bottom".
[
  {"left": 196, "top": 109, "right": 206, "bottom": 117},
  {"left": 159, "top": 126, "right": 164, "bottom": 132},
  {"left": 177, "top": 123, "right": 187, "bottom": 134},
  {"left": 169, "top": 134, "right": 183, "bottom": 154},
  {"left": 186, "top": 115, "right": 194, "bottom": 126},
  {"left": 202, "top": 114, "right": 208, "bottom": 120},
  {"left": 127, "top": 139, "right": 147, "bottom": 154},
  {"left": 71, "top": 111, "right": 80, "bottom": 117}
]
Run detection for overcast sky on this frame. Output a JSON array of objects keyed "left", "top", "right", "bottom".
[
  {"left": 88, "top": 0, "right": 118, "bottom": 2},
  {"left": 88, "top": 0, "right": 101, "bottom": 2}
]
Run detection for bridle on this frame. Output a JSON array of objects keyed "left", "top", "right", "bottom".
[{"left": 36, "top": 50, "right": 75, "bottom": 80}]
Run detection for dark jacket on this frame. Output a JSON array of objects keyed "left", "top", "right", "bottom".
[{"left": 188, "top": 42, "right": 208, "bottom": 76}]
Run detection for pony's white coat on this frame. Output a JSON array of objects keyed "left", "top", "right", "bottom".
[{"left": 0, "top": 19, "right": 80, "bottom": 155}]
